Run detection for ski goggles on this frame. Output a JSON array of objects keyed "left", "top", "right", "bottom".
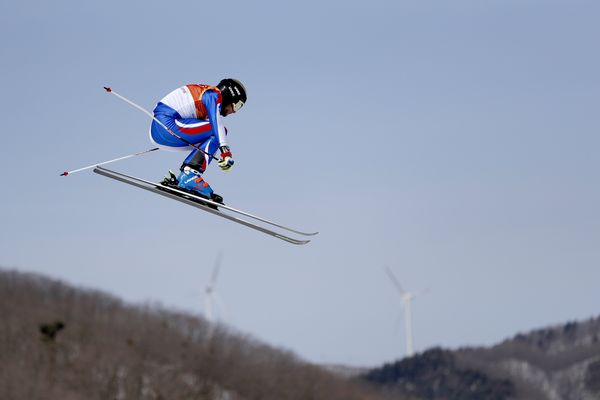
[{"left": 232, "top": 99, "right": 245, "bottom": 112}]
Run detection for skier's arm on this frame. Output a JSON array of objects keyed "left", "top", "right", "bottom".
[
  {"left": 203, "top": 91, "right": 234, "bottom": 171},
  {"left": 202, "top": 90, "right": 229, "bottom": 148}
]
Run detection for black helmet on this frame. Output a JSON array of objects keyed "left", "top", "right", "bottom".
[{"left": 217, "top": 78, "right": 247, "bottom": 112}]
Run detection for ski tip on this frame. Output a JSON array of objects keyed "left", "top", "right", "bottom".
[
  {"left": 60, "top": 171, "right": 68, "bottom": 176},
  {"left": 103, "top": 86, "right": 112, "bottom": 93},
  {"left": 276, "top": 235, "right": 311, "bottom": 245},
  {"left": 293, "top": 239, "right": 311, "bottom": 245},
  {"left": 293, "top": 230, "right": 319, "bottom": 236}
]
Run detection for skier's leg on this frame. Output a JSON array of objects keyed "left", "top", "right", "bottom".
[
  {"left": 149, "top": 103, "right": 214, "bottom": 150},
  {"left": 151, "top": 103, "right": 220, "bottom": 200},
  {"left": 180, "top": 137, "right": 220, "bottom": 172}
]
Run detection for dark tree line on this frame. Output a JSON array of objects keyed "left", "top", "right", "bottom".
[
  {"left": 361, "top": 316, "right": 600, "bottom": 400},
  {"left": 362, "top": 348, "right": 515, "bottom": 400}
]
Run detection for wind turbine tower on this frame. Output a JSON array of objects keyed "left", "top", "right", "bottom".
[
  {"left": 385, "top": 267, "right": 424, "bottom": 358},
  {"left": 205, "top": 253, "right": 224, "bottom": 324}
]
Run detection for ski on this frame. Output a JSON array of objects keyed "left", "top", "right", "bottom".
[
  {"left": 93, "top": 166, "right": 313, "bottom": 245},
  {"left": 95, "top": 166, "right": 318, "bottom": 236},
  {"left": 97, "top": 166, "right": 317, "bottom": 237}
]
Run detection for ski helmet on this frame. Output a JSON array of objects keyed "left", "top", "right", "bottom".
[{"left": 217, "top": 78, "right": 247, "bottom": 112}]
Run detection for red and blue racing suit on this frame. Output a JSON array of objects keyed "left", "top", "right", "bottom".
[{"left": 150, "top": 84, "right": 229, "bottom": 172}]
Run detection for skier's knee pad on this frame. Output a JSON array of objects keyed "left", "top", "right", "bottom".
[{"left": 180, "top": 150, "right": 206, "bottom": 173}]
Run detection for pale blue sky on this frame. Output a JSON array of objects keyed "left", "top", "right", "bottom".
[{"left": 1, "top": 0, "right": 599, "bottom": 367}]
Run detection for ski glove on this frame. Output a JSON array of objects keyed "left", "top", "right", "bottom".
[{"left": 218, "top": 146, "right": 234, "bottom": 171}]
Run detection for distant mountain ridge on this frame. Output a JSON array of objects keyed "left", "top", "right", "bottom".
[{"left": 362, "top": 316, "right": 600, "bottom": 400}]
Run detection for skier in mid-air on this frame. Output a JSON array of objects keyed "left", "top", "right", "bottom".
[
  {"left": 62, "top": 80, "right": 316, "bottom": 244},
  {"left": 149, "top": 79, "right": 247, "bottom": 203}
]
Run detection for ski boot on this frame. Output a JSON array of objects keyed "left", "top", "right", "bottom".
[{"left": 175, "top": 167, "right": 224, "bottom": 209}]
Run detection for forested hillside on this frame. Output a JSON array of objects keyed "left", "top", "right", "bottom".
[
  {"left": 5, "top": 267, "right": 599, "bottom": 400},
  {"left": 0, "top": 268, "right": 381, "bottom": 400},
  {"left": 362, "top": 317, "right": 600, "bottom": 400}
]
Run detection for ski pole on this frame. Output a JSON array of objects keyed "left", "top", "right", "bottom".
[
  {"left": 103, "top": 87, "right": 219, "bottom": 162},
  {"left": 60, "top": 147, "right": 159, "bottom": 176}
]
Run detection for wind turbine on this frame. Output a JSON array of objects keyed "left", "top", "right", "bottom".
[{"left": 385, "top": 267, "right": 425, "bottom": 358}]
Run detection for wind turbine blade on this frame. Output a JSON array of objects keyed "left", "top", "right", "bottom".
[
  {"left": 210, "top": 252, "right": 223, "bottom": 287},
  {"left": 385, "top": 267, "right": 406, "bottom": 295}
]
